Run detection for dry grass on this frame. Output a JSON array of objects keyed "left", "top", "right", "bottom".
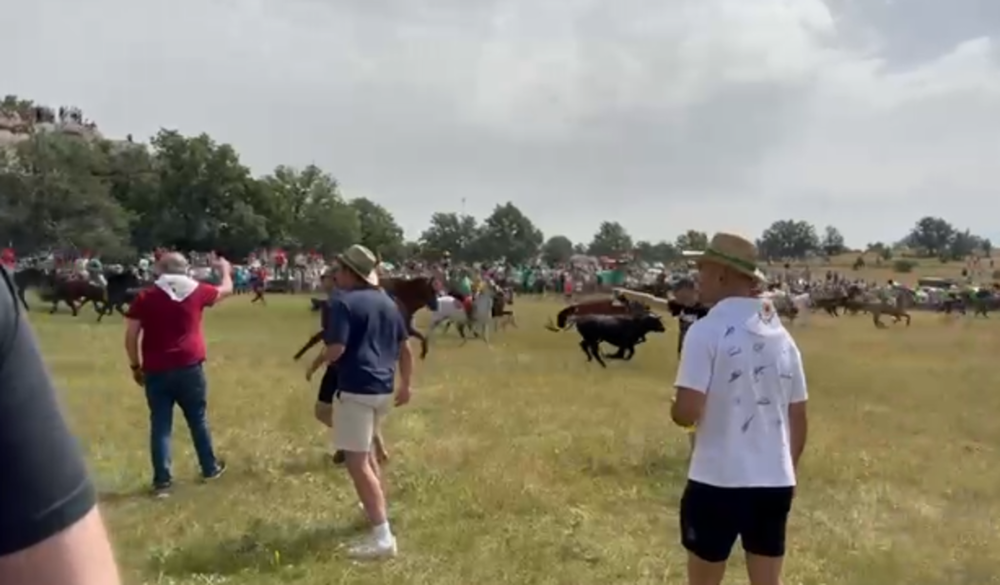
[{"left": 30, "top": 273, "right": 1000, "bottom": 585}]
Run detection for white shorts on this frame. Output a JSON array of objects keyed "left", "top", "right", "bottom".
[{"left": 332, "top": 392, "right": 393, "bottom": 453}]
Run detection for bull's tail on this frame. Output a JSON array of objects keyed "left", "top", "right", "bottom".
[
  {"left": 544, "top": 306, "right": 576, "bottom": 332},
  {"left": 293, "top": 331, "right": 324, "bottom": 361}
]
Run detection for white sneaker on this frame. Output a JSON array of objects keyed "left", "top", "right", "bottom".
[{"left": 347, "top": 536, "right": 397, "bottom": 560}]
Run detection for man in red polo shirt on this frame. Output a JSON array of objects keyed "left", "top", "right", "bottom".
[{"left": 124, "top": 252, "right": 234, "bottom": 497}]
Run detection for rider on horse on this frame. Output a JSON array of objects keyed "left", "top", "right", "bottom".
[{"left": 86, "top": 257, "right": 107, "bottom": 288}]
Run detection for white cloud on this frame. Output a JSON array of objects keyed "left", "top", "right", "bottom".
[{"left": 2, "top": 0, "right": 997, "bottom": 246}]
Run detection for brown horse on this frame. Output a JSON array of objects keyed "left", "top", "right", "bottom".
[
  {"left": 15, "top": 268, "right": 107, "bottom": 316},
  {"left": 545, "top": 297, "right": 647, "bottom": 331},
  {"left": 293, "top": 276, "right": 439, "bottom": 362}
]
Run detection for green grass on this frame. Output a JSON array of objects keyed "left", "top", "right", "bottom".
[{"left": 31, "top": 293, "right": 1000, "bottom": 584}]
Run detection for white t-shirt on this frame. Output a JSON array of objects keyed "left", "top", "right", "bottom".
[{"left": 675, "top": 297, "right": 807, "bottom": 488}]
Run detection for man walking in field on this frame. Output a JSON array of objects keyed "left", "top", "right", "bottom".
[
  {"left": 124, "top": 252, "right": 234, "bottom": 497},
  {"left": 670, "top": 233, "right": 808, "bottom": 585},
  {"left": 318, "top": 244, "right": 412, "bottom": 559}
]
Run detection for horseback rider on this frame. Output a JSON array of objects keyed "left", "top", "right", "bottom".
[{"left": 86, "top": 257, "right": 107, "bottom": 288}]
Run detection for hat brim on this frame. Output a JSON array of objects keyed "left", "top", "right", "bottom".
[
  {"left": 337, "top": 255, "right": 380, "bottom": 287},
  {"left": 692, "top": 248, "right": 768, "bottom": 283}
]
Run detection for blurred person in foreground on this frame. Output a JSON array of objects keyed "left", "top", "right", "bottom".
[
  {"left": 666, "top": 233, "right": 808, "bottom": 585},
  {"left": 124, "top": 252, "right": 233, "bottom": 498},
  {"left": 0, "top": 266, "right": 121, "bottom": 584},
  {"left": 313, "top": 244, "right": 412, "bottom": 560}
]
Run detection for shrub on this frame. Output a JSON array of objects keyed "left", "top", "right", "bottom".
[
  {"left": 991, "top": 269, "right": 1000, "bottom": 281},
  {"left": 893, "top": 259, "right": 918, "bottom": 273}
]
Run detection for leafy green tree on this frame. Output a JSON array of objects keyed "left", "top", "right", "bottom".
[
  {"left": 588, "top": 221, "right": 633, "bottom": 256},
  {"left": 419, "top": 212, "right": 481, "bottom": 261},
  {"left": 757, "top": 220, "right": 819, "bottom": 259},
  {"left": 476, "top": 202, "right": 543, "bottom": 264},
  {"left": 349, "top": 197, "right": 406, "bottom": 262},
  {"left": 675, "top": 230, "right": 709, "bottom": 252},
  {"left": 820, "top": 225, "right": 847, "bottom": 257},
  {"left": 541, "top": 235, "right": 574, "bottom": 265}
]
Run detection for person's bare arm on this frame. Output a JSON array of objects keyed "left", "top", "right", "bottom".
[
  {"left": 0, "top": 507, "right": 120, "bottom": 585},
  {"left": 672, "top": 322, "right": 714, "bottom": 427},
  {"left": 787, "top": 343, "right": 809, "bottom": 469},
  {"left": 124, "top": 318, "right": 141, "bottom": 369},
  {"left": 397, "top": 339, "right": 413, "bottom": 392},
  {"left": 614, "top": 288, "right": 674, "bottom": 313},
  {"left": 212, "top": 257, "right": 234, "bottom": 301}
]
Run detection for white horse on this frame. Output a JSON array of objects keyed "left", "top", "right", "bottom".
[{"left": 427, "top": 287, "right": 495, "bottom": 344}]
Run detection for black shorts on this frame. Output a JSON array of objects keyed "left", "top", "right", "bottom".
[
  {"left": 316, "top": 367, "right": 339, "bottom": 404},
  {"left": 679, "top": 480, "right": 794, "bottom": 562}
]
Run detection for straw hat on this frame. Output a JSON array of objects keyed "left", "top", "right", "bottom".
[
  {"left": 337, "top": 244, "right": 380, "bottom": 287},
  {"left": 692, "top": 232, "right": 767, "bottom": 283}
]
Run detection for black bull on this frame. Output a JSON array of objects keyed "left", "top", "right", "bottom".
[{"left": 559, "top": 313, "right": 666, "bottom": 368}]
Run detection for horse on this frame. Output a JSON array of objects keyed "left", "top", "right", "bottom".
[
  {"left": 97, "top": 269, "right": 145, "bottom": 322},
  {"left": 544, "top": 296, "right": 647, "bottom": 332},
  {"left": 14, "top": 267, "right": 106, "bottom": 315},
  {"left": 427, "top": 287, "right": 495, "bottom": 344},
  {"left": 293, "top": 276, "right": 439, "bottom": 363},
  {"left": 381, "top": 275, "right": 440, "bottom": 360}
]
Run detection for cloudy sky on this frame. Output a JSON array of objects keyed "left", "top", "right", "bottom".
[{"left": 4, "top": 0, "right": 999, "bottom": 246}]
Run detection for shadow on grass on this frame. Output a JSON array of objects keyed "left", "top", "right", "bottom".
[
  {"left": 149, "top": 519, "right": 360, "bottom": 577},
  {"left": 98, "top": 487, "right": 150, "bottom": 505}
]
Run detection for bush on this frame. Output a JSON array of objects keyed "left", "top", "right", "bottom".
[
  {"left": 893, "top": 259, "right": 918, "bottom": 273},
  {"left": 991, "top": 269, "right": 1000, "bottom": 281}
]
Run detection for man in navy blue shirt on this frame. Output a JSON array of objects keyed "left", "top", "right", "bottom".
[{"left": 319, "top": 245, "right": 412, "bottom": 560}]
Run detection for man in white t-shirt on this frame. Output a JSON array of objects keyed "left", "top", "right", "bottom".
[{"left": 671, "top": 232, "right": 808, "bottom": 585}]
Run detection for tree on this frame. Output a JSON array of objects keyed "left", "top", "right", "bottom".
[
  {"left": 634, "top": 240, "right": 679, "bottom": 264},
  {"left": 981, "top": 238, "right": 992, "bottom": 258},
  {"left": 820, "top": 225, "right": 846, "bottom": 257},
  {"left": 906, "top": 216, "right": 955, "bottom": 257},
  {"left": 541, "top": 235, "right": 574, "bottom": 265},
  {"left": 757, "top": 220, "right": 819, "bottom": 259},
  {"left": 572, "top": 243, "right": 587, "bottom": 255},
  {"left": 588, "top": 221, "right": 633, "bottom": 257},
  {"left": 947, "top": 229, "right": 980, "bottom": 261},
  {"left": 476, "top": 202, "right": 544, "bottom": 264},
  {"left": 675, "top": 230, "right": 709, "bottom": 252},
  {"left": 0, "top": 134, "right": 132, "bottom": 258},
  {"left": 259, "top": 164, "right": 359, "bottom": 256},
  {"left": 349, "top": 197, "right": 405, "bottom": 262},
  {"left": 419, "top": 212, "right": 481, "bottom": 261}
]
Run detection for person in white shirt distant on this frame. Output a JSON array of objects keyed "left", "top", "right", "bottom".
[{"left": 671, "top": 233, "right": 809, "bottom": 585}]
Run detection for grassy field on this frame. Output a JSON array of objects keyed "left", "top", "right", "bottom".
[{"left": 31, "top": 285, "right": 1000, "bottom": 585}]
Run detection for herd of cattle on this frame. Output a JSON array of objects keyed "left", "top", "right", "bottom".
[{"left": 8, "top": 264, "right": 1000, "bottom": 367}]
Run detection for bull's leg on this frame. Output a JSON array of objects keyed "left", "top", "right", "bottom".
[
  {"left": 623, "top": 345, "right": 636, "bottom": 360},
  {"left": 590, "top": 342, "right": 607, "bottom": 368},
  {"left": 605, "top": 346, "right": 626, "bottom": 359},
  {"left": 17, "top": 288, "right": 29, "bottom": 311},
  {"left": 579, "top": 340, "right": 593, "bottom": 362},
  {"left": 69, "top": 300, "right": 79, "bottom": 317},
  {"left": 904, "top": 313, "right": 911, "bottom": 326},
  {"left": 49, "top": 299, "right": 58, "bottom": 314}
]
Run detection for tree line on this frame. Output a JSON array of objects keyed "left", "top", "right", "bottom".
[{"left": 0, "top": 96, "right": 990, "bottom": 265}]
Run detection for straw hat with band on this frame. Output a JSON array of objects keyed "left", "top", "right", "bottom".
[
  {"left": 336, "top": 244, "right": 380, "bottom": 287},
  {"left": 691, "top": 232, "right": 768, "bottom": 283}
]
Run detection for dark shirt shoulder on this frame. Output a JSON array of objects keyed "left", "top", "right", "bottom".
[
  {"left": 0, "top": 268, "right": 96, "bottom": 555},
  {"left": 325, "top": 288, "right": 407, "bottom": 395}
]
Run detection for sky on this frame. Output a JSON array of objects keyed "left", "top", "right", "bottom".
[{"left": 3, "top": 0, "right": 999, "bottom": 247}]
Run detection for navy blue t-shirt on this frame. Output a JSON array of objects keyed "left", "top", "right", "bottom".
[{"left": 324, "top": 287, "right": 408, "bottom": 395}]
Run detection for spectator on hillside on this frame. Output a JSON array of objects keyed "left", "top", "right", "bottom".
[
  {"left": 0, "top": 267, "right": 121, "bottom": 584},
  {"left": 672, "top": 233, "right": 808, "bottom": 585},
  {"left": 124, "top": 252, "right": 233, "bottom": 498},
  {"left": 316, "top": 244, "right": 412, "bottom": 560}
]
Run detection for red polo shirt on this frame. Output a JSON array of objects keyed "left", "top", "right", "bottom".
[{"left": 125, "top": 283, "right": 219, "bottom": 373}]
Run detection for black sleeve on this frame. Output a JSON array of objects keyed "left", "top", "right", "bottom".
[
  {"left": 666, "top": 299, "right": 683, "bottom": 316},
  {"left": 0, "top": 267, "right": 96, "bottom": 556},
  {"left": 694, "top": 304, "right": 710, "bottom": 319}
]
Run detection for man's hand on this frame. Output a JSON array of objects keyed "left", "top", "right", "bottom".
[
  {"left": 395, "top": 384, "right": 411, "bottom": 407},
  {"left": 212, "top": 254, "right": 232, "bottom": 275},
  {"left": 130, "top": 366, "right": 144, "bottom": 387}
]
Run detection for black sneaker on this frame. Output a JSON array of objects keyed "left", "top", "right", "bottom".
[
  {"left": 151, "top": 482, "right": 172, "bottom": 499},
  {"left": 203, "top": 460, "right": 227, "bottom": 481},
  {"left": 331, "top": 451, "right": 346, "bottom": 465}
]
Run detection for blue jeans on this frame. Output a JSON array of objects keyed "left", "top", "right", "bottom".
[{"left": 144, "top": 363, "right": 218, "bottom": 486}]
